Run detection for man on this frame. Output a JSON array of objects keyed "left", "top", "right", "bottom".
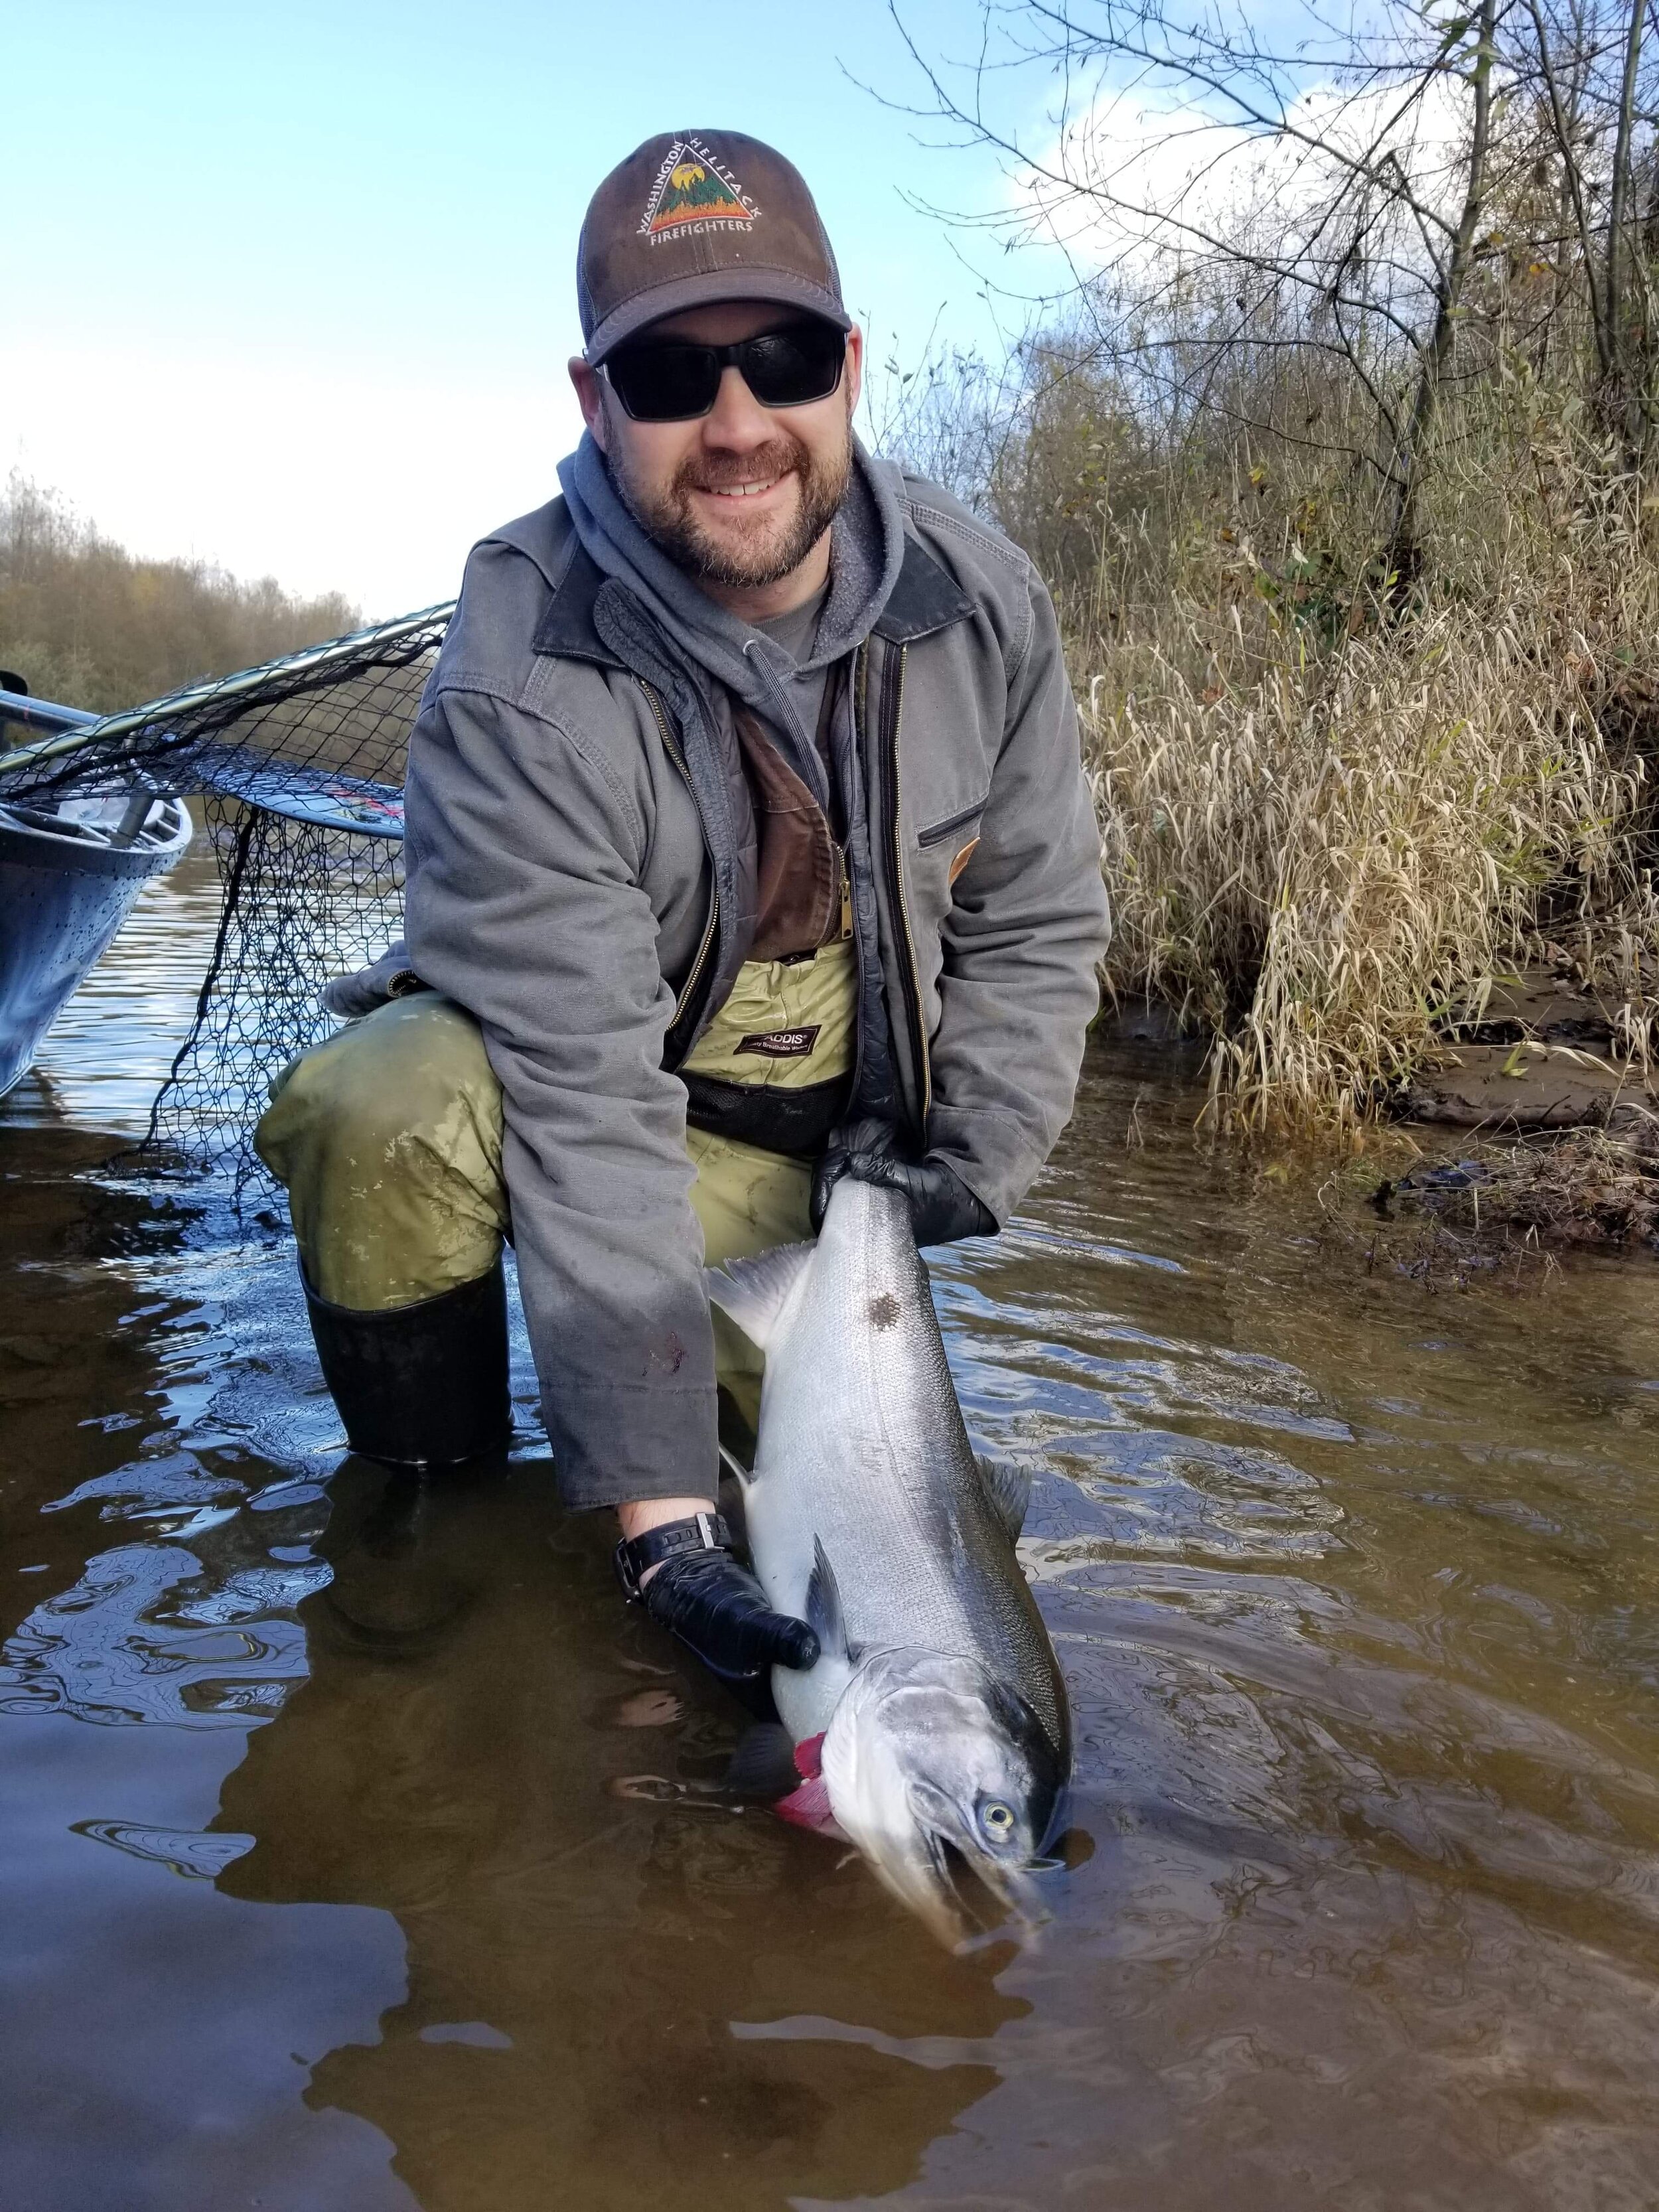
[{"left": 255, "top": 129, "right": 1110, "bottom": 1698}]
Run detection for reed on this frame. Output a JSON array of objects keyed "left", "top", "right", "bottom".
[
  {"left": 1013, "top": 382, "right": 1659, "bottom": 1126},
  {"left": 1078, "top": 572, "right": 1659, "bottom": 1124}
]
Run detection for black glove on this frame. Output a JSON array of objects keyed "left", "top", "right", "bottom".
[
  {"left": 812, "top": 1117, "right": 997, "bottom": 1247},
  {"left": 616, "top": 1512, "right": 818, "bottom": 1690}
]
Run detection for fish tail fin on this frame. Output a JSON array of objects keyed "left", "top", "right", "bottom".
[{"left": 703, "top": 1241, "right": 815, "bottom": 1352}]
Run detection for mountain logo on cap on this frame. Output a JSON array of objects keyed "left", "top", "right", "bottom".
[{"left": 640, "top": 137, "right": 759, "bottom": 240}]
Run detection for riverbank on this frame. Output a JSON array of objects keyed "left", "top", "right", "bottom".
[
  {"left": 1064, "top": 484, "right": 1659, "bottom": 1250},
  {"left": 1100, "top": 974, "right": 1659, "bottom": 1266},
  {"left": 1076, "top": 522, "right": 1659, "bottom": 1128}
]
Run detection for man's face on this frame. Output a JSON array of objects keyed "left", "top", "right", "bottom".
[{"left": 571, "top": 302, "right": 863, "bottom": 591}]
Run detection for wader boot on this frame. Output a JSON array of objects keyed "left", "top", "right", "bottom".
[
  {"left": 302, "top": 1259, "right": 512, "bottom": 1470},
  {"left": 315, "top": 1457, "right": 476, "bottom": 1651}
]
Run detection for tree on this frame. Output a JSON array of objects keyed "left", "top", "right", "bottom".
[{"left": 882, "top": 0, "right": 1659, "bottom": 576}]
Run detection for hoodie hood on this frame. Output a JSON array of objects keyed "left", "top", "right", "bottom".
[{"left": 557, "top": 428, "right": 906, "bottom": 758}]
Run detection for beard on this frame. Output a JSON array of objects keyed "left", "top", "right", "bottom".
[{"left": 607, "top": 407, "right": 851, "bottom": 590}]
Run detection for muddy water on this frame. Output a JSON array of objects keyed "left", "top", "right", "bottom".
[{"left": 3, "top": 852, "right": 1658, "bottom": 2211}]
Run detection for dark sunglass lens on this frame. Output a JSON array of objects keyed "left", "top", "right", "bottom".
[
  {"left": 741, "top": 325, "right": 845, "bottom": 407},
  {"left": 607, "top": 344, "right": 721, "bottom": 421}
]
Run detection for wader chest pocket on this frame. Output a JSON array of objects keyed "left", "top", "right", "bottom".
[{"left": 679, "top": 941, "right": 857, "bottom": 1157}]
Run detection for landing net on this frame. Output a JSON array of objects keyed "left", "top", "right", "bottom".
[{"left": 1, "top": 606, "right": 451, "bottom": 1191}]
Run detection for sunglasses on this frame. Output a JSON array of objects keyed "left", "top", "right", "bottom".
[{"left": 603, "top": 321, "right": 847, "bottom": 423}]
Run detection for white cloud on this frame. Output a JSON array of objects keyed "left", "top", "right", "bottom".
[{"left": 1005, "top": 64, "right": 1469, "bottom": 289}]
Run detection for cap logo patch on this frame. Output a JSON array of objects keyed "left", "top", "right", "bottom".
[{"left": 640, "top": 137, "right": 759, "bottom": 242}]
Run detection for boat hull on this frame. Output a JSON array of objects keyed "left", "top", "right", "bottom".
[{"left": 0, "top": 796, "right": 194, "bottom": 1099}]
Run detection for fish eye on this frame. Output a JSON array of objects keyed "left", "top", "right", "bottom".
[{"left": 979, "top": 1799, "right": 1017, "bottom": 1842}]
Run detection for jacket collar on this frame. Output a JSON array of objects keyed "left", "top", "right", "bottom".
[
  {"left": 871, "top": 534, "right": 975, "bottom": 642},
  {"left": 531, "top": 540, "right": 622, "bottom": 668},
  {"left": 532, "top": 531, "right": 973, "bottom": 670}
]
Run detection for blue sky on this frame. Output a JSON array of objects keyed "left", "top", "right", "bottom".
[{"left": 2, "top": 0, "right": 1047, "bottom": 618}]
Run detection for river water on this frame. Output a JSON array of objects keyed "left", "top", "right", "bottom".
[{"left": 3, "top": 849, "right": 1658, "bottom": 2211}]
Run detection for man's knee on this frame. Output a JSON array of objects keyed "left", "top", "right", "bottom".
[
  {"left": 258, "top": 993, "right": 498, "bottom": 1177},
  {"left": 255, "top": 993, "right": 508, "bottom": 1312}
]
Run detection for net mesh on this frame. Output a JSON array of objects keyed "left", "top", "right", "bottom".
[{"left": 2, "top": 607, "right": 451, "bottom": 1194}]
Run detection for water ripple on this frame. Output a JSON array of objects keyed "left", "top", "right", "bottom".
[{"left": 0, "top": 1542, "right": 313, "bottom": 1726}]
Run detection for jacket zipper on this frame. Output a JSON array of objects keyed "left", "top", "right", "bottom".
[
  {"left": 638, "top": 678, "right": 719, "bottom": 1039},
  {"left": 878, "top": 641, "right": 932, "bottom": 1130}
]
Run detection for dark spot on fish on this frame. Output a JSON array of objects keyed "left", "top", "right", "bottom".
[{"left": 867, "top": 1292, "right": 901, "bottom": 1331}]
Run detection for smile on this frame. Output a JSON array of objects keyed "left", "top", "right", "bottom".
[{"left": 699, "top": 477, "right": 784, "bottom": 500}]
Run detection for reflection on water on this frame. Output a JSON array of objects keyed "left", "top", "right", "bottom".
[
  {"left": 3, "top": 885, "right": 1659, "bottom": 2208},
  {"left": 5, "top": 847, "right": 228, "bottom": 1134}
]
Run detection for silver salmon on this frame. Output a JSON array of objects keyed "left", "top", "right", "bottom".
[{"left": 707, "top": 1177, "right": 1070, "bottom": 1944}]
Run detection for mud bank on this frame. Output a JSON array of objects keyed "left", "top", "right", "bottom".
[{"left": 1103, "top": 976, "right": 1659, "bottom": 1257}]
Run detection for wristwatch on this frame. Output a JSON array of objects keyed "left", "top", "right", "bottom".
[{"left": 614, "top": 1509, "right": 733, "bottom": 1601}]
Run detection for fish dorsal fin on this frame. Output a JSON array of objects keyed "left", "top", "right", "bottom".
[
  {"left": 703, "top": 1242, "right": 815, "bottom": 1353},
  {"left": 975, "top": 1453, "right": 1033, "bottom": 1543},
  {"left": 723, "top": 1722, "right": 802, "bottom": 1802},
  {"left": 806, "top": 1537, "right": 856, "bottom": 1664}
]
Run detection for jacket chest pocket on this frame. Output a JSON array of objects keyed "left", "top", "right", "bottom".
[
  {"left": 912, "top": 790, "right": 989, "bottom": 921},
  {"left": 916, "top": 792, "right": 987, "bottom": 868},
  {"left": 903, "top": 793, "right": 989, "bottom": 1045}
]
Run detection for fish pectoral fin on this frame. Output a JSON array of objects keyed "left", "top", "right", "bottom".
[
  {"left": 806, "top": 1536, "right": 856, "bottom": 1664},
  {"left": 703, "top": 1241, "right": 816, "bottom": 1353},
  {"left": 717, "top": 1442, "right": 755, "bottom": 1503},
  {"left": 974, "top": 1453, "right": 1033, "bottom": 1542},
  {"left": 723, "top": 1722, "right": 802, "bottom": 1801}
]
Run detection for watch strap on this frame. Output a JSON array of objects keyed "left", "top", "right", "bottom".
[{"left": 614, "top": 1509, "right": 733, "bottom": 1601}]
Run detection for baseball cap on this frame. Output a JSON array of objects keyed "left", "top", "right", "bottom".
[{"left": 577, "top": 130, "right": 851, "bottom": 363}]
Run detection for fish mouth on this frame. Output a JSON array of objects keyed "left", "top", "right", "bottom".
[
  {"left": 859, "top": 1820, "right": 977, "bottom": 1950},
  {"left": 877, "top": 1821, "right": 1060, "bottom": 1953},
  {"left": 820, "top": 1648, "right": 1069, "bottom": 1950}
]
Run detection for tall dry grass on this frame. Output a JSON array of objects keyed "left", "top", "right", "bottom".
[
  {"left": 1033, "top": 381, "right": 1659, "bottom": 1126},
  {"left": 1080, "top": 578, "right": 1659, "bottom": 1124}
]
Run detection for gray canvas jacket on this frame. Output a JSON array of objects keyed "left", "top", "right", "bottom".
[{"left": 402, "top": 472, "right": 1110, "bottom": 1509}]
